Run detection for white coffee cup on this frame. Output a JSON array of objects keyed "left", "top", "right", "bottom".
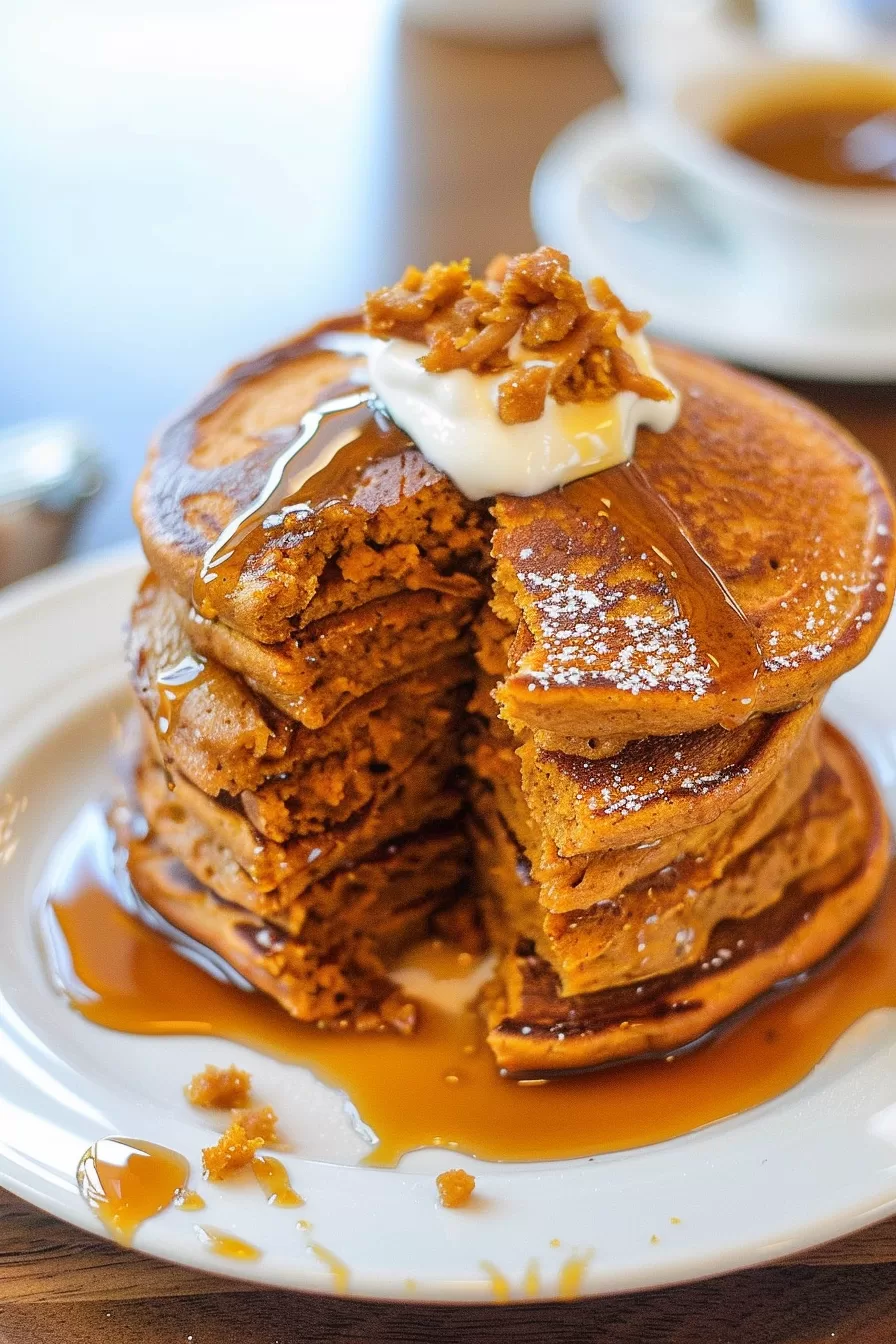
[{"left": 634, "top": 58, "right": 896, "bottom": 313}]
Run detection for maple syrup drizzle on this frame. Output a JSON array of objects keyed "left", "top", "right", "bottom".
[
  {"left": 195, "top": 1225, "right": 262, "bottom": 1261},
  {"left": 480, "top": 1261, "right": 511, "bottom": 1302},
  {"left": 480, "top": 1251, "right": 594, "bottom": 1300},
  {"left": 308, "top": 1242, "right": 350, "bottom": 1293},
  {"left": 154, "top": 654, "right": 208, "bottom": 739},
  {"left": 38, "top": 805, "right": 896, "bottom": 1168},
  {"left": 252, "top": 1154, "right": 304, "bottom": 1208},
  {"left": 191, "top": 335, "right": 412, "bottom": 623},
  {"left": 522, "top": 1259, "right": 540, "bottom": 1297},
  {"left": 76, "top": 1137, "right": 189, "bottom": 1245},
  {"left": 557, "top": 1250, "right": 593, "bottom": 1299},
  {"left": 173, "top": 1187, "right": 206, "bottom": 1212},
  {"left": 581, "top": 461, "right": 764, "bottom": 724}
]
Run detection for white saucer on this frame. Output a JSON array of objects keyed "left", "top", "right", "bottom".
[
  {"left": 532, "top": 99, "right": 896, "bottom": 382},
  {"left": 1, "top": 547, "right": 896, "bottom": 1301}
]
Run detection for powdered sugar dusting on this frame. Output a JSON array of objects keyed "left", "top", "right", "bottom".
[
  {"left": 514, "top": 523, "right": 891, "bottom": 693},
  {"left": 515, "top": 569, "right": 713, "bottom": 698},
  {"left": 761, "top": 544, "right": 889, "bottom": 672},
  {"left": 559, "top": 751, "right": 749, "bottom": 819}
]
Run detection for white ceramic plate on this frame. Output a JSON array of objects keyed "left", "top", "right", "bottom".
[
  {"left": 531, "top": 99, "right": 896, "bottom": 382},
  {"left": 2, "top": 546, "right": 896, "bottom": 1302}
]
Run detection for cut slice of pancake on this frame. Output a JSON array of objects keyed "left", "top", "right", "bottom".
[
  {"left": 134, "top": 745, "right": 463, "bottom": 915},
  {"left": 123, "top": 827, "right": 460, "bottom": 1029},
  {"left": 180, "top": 585, "right": 477, "bottom": 730},
  {"left": 134, "top": 317, "right": 491, "bottom": 644},
  {"left": 494, "top": 345, "right": 894, "bottom": 742},
  {"left": 128, "top": 575, "right": 470, "bottom": 836},
  {"left": 471, "top": 686, "right": 820, "bottom": 856},
  {"left": 483, "top": 725, "right": 890, "bottom": 1074},
  {"left": 470, "top": 720, "right": 820, "bottom": 930},
  {"left": 531, "top": 728, "right": 822, "bottom": 914}
]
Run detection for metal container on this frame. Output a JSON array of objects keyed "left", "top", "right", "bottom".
[{"left": 0, "top": 420, "right": 103, "bottom": 588}]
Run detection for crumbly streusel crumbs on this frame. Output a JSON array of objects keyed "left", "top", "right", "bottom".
[
  {"left": 231, "top": 1105, "right": 280, "bottom": 1146},
  {"left": 364, "top": 247, "right": 672, "bottom": 425},
  {"left": 497, "top": 365, "right": 553, "bottom": 426},
  {"left": 185, "top": 1064, "right": 251, "bottom": 1109},
  {"left": 202, "top": 1122, "right": 264, "bottom": 1181},
  {"left": 363, "top": 260, "right": 471, "bottom": 337},
  {"left": 436, "top": 1168, "right": 476, "bottom": 1208}
]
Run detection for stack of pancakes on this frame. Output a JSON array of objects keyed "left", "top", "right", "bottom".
[{"left": 125, "top": 314, "right": 894, "bottom": 1073}]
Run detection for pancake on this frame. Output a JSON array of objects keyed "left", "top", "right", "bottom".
[
  {"left": 483, "top": 726, "right": 889, "bottom": 1074},
  {"left": 123, "top": 827, "right": 457, "bottom": 1029},
  {"left": 134, "top": 317, "right": 491, "bottom": 645},
  {"left": 515, "top": 699, "right": 820, "bottom": 855},
  {"left": 180, "top": 585, "right": 477, "bottom": 731},
  {"left": 471, "top": 719, "right": 820, "bottom": 921},
  {"left": 135, "top": 748, "right": 463, "bottom": 915},
  {"left": 531, "top": 728, "right": 822, "bottom": 914},
  {"left": 494, "top": 346, "right": 894, "bottom": 742},
  {"left": 129, "top": 576, "right": 469, "bottom": 838},
  {"left": 471, "top": 681, "right": 820, "bottom": 850}
]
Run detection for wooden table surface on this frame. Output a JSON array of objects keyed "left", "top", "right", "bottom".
[{"left": 2, "top": 8, "right": 896, "bottom": 1341}]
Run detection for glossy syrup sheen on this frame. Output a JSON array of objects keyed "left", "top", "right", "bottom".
[
  {"left": 579, "top": 463, "right": 763, "bottom": 723},
  {"left": 252, "top": 1154, "right": 304, "bottom": 1208},
  {"left": 190, "top": 324, "right": 412, "bottom": 622},
  {"left": 153, "top": 653, "right": 209, "bottom": 739},
  {"left": 42, "top": 809, "right": 896, "bottom": 1168},
  {"left": 76, "top": 1137, "right": 190, "bottom": 1245},
  {"left": 195, "top": 1225, "right": 261, "bottom": 1261}
]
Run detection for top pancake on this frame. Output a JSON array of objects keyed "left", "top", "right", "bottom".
[
  {"left": 135, "top": 316, "right": 894, "bottom": 738},
  {"left": 133, "top": 318, "right": 491, "bottom": 645},
  {"left": 494, "top": 344, "right": 895, "bottom": 738}
]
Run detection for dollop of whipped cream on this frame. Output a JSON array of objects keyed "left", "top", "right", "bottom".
[{"left": 368, "top": 324, "right": 680, "bottom": 500}]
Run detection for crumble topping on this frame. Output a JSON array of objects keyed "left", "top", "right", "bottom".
[
  {"left": 436, "top": 1168, "right": 476, "bottom": 1208},
  {"left": 202, "top": 1121, "right": 264, "bottom": 1181},
  {"left": 364, "top": 247, "right": 674, "bottom": 425},
  {"left": 185, "top": 1064, "right": 252, "bottom": 1109},
  {"left": 232, "top": 1105, "right": 281, "bottom": 1146}
]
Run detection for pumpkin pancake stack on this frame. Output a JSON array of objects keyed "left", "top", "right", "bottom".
[{"left": 124, "top": 248, "right": 895, "bottom": 1073}]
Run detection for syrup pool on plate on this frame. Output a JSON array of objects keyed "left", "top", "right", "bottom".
[
  {"left": 38, "top": 802, "right": 896, "bottom": 1168},
  {"left": 76, "top": 1137, "right": 190, "bottom": 1245}
]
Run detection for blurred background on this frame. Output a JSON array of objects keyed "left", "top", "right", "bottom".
[{"left": 1, "top": 0, "right": 895, "bottom": 581}]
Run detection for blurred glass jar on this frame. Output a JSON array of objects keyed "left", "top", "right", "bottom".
[{"left": 0, "top": 421, "right": 103, "bottom": 589}]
